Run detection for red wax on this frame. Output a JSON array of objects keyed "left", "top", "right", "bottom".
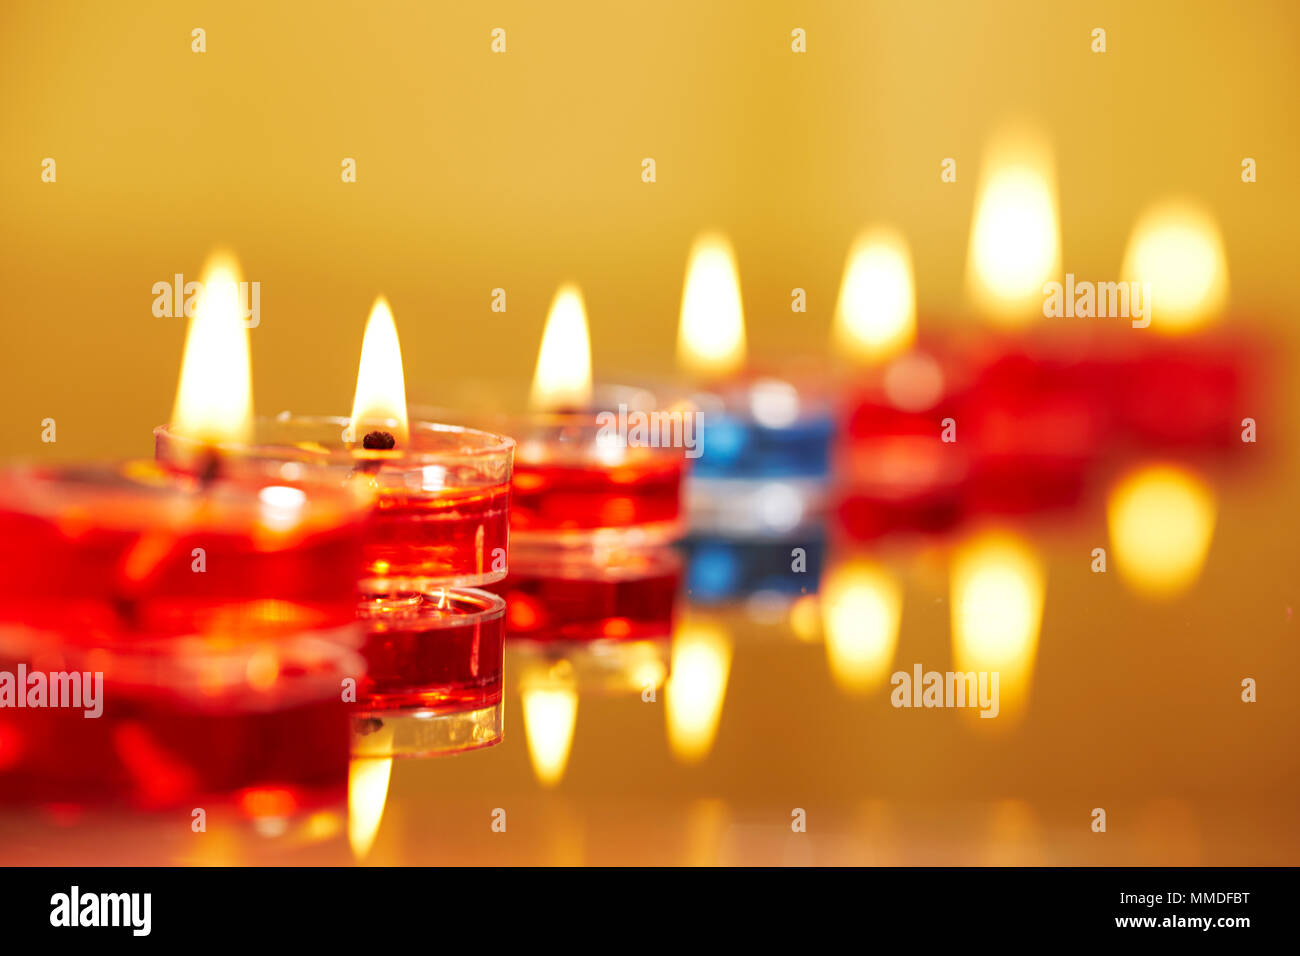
[
  {"left": 510, "top": 459, "right": 683, "bottom": 536},
  {"left": 490, "top": 551, "right": 681, "bottom": 643},
  {"left": 364, "top": 483, "right": 511, "bottom": 585},
  {"left": 0, "top": 640, "right": 353, "bottom": 812},
  {"left": 356, "top": 590, "right": 505, "bottom": 712},
  {"left": 1105, "top": 342, "right": 1257, "bottom": 453},
  {"left": 962, "top": 352, "right": 1106, "bottom": 514},
  {"left": 0, "top": 465, "right": 367, "bottom": 643}
]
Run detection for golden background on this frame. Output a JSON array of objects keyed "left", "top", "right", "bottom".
[{"left": 1, "top": 1, "right": 1297, "bottom": 864}]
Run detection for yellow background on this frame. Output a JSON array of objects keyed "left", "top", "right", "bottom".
[
  {"left": 2, "top": 0, "right": 1297, "bottom": 457},
  {"left": 1, "top": 1, "right": 1297, "bottom": 864}
]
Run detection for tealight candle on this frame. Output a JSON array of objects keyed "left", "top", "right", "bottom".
[
  {"left": 0, "top": 461, "right": 369, "bottom": 644},
  {"left": 435, "top": 284, "right": 687, "bottom": 691},
  {"left": 831, "top": 227, "right": 972, "bottom": 540},
  {"left": 0, "top": 626, "right": 359, "bottom": 813},
  {"left": 153, "top": 269, "right": 514, "bottom": 753},
  {"left": 674, "top": 233, "right": 835, "bottom": 541},
  {"left": 351, "top": 588, "right": 506, "bottom": 756}
]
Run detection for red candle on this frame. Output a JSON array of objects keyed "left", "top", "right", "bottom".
[{"left": 0, "top": 629, "right": 358, "bottom": 814}]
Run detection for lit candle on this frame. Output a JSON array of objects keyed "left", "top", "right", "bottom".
[
  {"left": 960, "top": 127, "right": 1104, "bottom": 515},
  {"left": 479, "top": 284, "right": 686, "bottom": 692},
  {"left": 675, "top": 233, "right": 835, "bottom": 607},
  {"left": 0, "top": 253, "right": 370, "bottom": 810},
  {"left": 155, "top": 289, "right": 515, "bottom": 754},
  {"left": 832, "top": 226, "right": 970, "bottom": 541},
  {"left": 1107, "top": 199, "right": 1261, "bottom": 453}
]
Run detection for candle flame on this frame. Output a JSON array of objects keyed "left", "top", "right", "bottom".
[
  {"left": 521, "top": 668, "right": 579, "bottom": 787},
  {"left": 966, "top": 129, "right": 1061, "bottom": 325},
  {"left": 677, "top": 233, "right": 745, "bottom": 377},
  {"left": 1120, "top": 200, "right": 1228, "bottom": 334},
  {"left": 1107, "top": 463, "right": 1216, "bottom": 598},
  {"left": 822, "top": 559, "right": 902, "bottom": 694},
  {"left": 665, "top": 617, "right": 732, "bottom": 764},
  {"left": 529, "top": 284, "right": 593, "bottom": 411},
  {"left": 833, "top": 227, "right": 916, "bottom": 363},
  {"left": 171, "top": 252, "right": 253, "bottom": 444},
  {"left": 350, "top": 296, "right": 409, "bottom": 446},
  {"left": 347, "top": 756, "right": 392, "bottom": 860},
  {"left": 950, "top": 530, "right": 1045, "bottom": 712}
]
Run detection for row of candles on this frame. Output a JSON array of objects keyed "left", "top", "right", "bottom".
[{"left": 0, "top": 133, "right": 1262, "bottom": 836}]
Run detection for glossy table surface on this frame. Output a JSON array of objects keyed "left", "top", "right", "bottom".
[{"left": 3, "top": 457, "right": 1295, "bottom": 867}]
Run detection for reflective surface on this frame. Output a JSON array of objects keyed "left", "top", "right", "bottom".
[{"left": 3, "top": 461, "right": 1295, "bottom": 865}]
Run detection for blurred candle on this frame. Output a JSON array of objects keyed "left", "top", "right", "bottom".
[
  {"left": 950, "top": 529, "right": 1045, "bottom": 718},
  {"left": 833, "top": 226, "right": 969, "bottom": 540},
  {"left": 1107, "top": 463, "right": 1216, "bottom": 599},
  {"left": 665, "top": 616, "right": 732, "bottom": 764},
  {"left": 822, "top": 558, "right": 902, "bottom": 694}
]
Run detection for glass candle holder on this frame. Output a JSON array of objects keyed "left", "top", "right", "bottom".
[
  {"left": 493, "top": 545, "right": 681, "bottom": 644},
  {"left": 414, "top": 389, "right": 687, "bottom": 549},
  {"left": 155, "top": 415, "right": 514, "bottom": 590},
  {"left": 0, "top": 628, "right": 359, "bottom": 815},
  {"left": 0, "top": 461, "right": 370, "bottom": 644},
  {"left": 490, "top": 545, "right": 679, "bottom": 695},
  {"left": 682, "top": 371, "right": 834, "bottom": 538},
  {"left": 834, "top": 345, "right": 971, "bottom": 540},
  {"left": 350, "top": 587, "right": 506, "bottom": 757}
]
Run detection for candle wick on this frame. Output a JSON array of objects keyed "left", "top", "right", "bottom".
[
  {"left": 362, "top": 430, "right": 396, "bottom": 451},
  {"left": 196, "top": 448, "right": 223, "bottom": 488}
]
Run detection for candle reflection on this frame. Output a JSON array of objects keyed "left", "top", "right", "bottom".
[
  {"left": 1107, "top": 464, "right": 1216, "bottom": 599},
  {"left": 665, "top": 617, "right": 732, "bottom": 764},
  {"left": 521, "top": 664, "right": 579, "bottom": 787},
  {"left": 950, "top": 530, "right": 1045, "bottom": 714},
  {"left": 822, "top": 559, "right": 902, "bottom": 694},
  {"left": 348, "top": 755, "right": 393, "bottom": 861}
]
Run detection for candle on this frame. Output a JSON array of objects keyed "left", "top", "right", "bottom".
[
  {"left": 672, "top": 234, "right": 835, "bottom": 620},
  {"left": 351, "top": 589, "right": 506, "bottom": 756},
  {"left": 959, "top": 128, "right": 1107, "bottom": 516},
  {"left": 158, "top": 297, "right": 515, "bottom": 592},
  {"left": 677, "top": 235, "right": 835, "bottom": 516},
  {"left": 1105, "top": 199, "right": 1262, "bottom": 454},
  {"left": 475, "top": 284, "right": 686, "bottom": 692},
  {"left": 832, "top": 227, "right": 971, "bottom": 540},
  {"left": 0, "top": 461, "right": 368, "bottom": 644},
  {"left": 154, "top": 280, "right": 514, "bottom": 752},
  {"left": 0, "top": 625, "right": 360, "bottom": 814}
]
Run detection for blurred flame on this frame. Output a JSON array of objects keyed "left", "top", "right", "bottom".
[
  {"left": 1108, "top": 464, "right": 1216, "bottom": 598},
  {"left": 348, "top": 756, "right": 392, "bottom": 860},
  {"left": 665, "top": 618, "right": 732, "bottom": 764},
  {"left": 677, "top": 233, "right": 745, "bottom": 377},
  {"left": 951, "top": 530, "right": 1045, "bottom": 699},
  {"left": 822, "top": 559, "right": 902, "bottom": 693},
  {"left": 171, "top": 252, "right": 253, "bottom": 444},
  {"left": 521, "top": 668, "right": 578, "bottom": 787},
  {"left": 349, "top": 296, "right": 409, "bottom": 445},
  {"left": 833, "top": 227, "right": 916, "bottom": 363},
  {"left": 530, "top": 284, "right": 593, "bottom": 410},
  {"left": 1120, "top": 200, "right": 1229, "bottom": 334},
  {"left": 966, "top": 130, "right": 1061, "bottom": 324}
]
